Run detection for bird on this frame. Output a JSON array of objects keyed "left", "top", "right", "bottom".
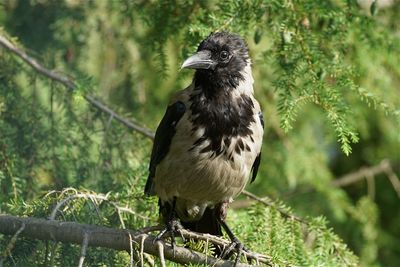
[{"left": 145, "top": 32, "right": 264, "bottom": 261}]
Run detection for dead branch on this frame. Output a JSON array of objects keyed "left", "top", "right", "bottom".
[
  {"left": 0, "top": 34, "right": 155, "bottom": 140},
  {"left": 0, "top": 214, "right": 272, "bottom": 266},
  {"left": 331, "top": 159, "right": 400, "bottom": 197}
]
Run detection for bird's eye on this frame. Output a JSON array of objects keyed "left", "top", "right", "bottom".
[{"left": 220, "top": 50, "right": 229, "bottom": 60}]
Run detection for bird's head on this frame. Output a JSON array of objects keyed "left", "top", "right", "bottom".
[{"left": 182, "top": 32, "right": 251, "bottom": 91}]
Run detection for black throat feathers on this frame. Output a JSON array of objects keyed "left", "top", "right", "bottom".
[{"left": 189, "top": 85, "right": 255, "bottom": 158}]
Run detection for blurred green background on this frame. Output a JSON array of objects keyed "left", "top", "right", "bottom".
[{"left": 0, "top": 0, "right": 399, "bottom": 266}]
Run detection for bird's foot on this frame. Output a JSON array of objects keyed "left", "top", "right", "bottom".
[
  {"left": 221, "top": 237, "right": 248, "bottom": 266},
  {"left": 154, "top": 218, "right": 185, "bottom": 255}
]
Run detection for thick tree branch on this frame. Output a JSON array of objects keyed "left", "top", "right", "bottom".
[
  {"left": 0, "top": 34, "right": 155, "bottom": 140},
  {"left": 45, "top": 190, "right": 271, "bottom": 264},
  {"left": 0, "top": 215, "right": 266, "bottom": 267}
]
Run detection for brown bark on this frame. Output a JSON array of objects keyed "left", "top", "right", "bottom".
[{"left": 0, "top": 214, "right": 258, "bottom": 266}]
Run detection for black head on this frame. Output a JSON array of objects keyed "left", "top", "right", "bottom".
[{"left": 182, "top": 32, "right": 250, "bottom": 91}]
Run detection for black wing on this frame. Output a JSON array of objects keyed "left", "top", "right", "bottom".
[
  {"left": 144, "top": 101, "right": 186, "bottom": 195},
  {"left": 250, "top": 111, "right": 264, "bottom": 183}
]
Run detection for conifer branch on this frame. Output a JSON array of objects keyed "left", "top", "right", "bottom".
[
  {"left": 0, "top": 215, "right": 271, "bottom": 266},
  {"left": 0, "top": 34, "right": 155, "bottom": 140}
]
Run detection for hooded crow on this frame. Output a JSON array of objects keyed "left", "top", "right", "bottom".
[{"left": 145, "top": 32, "right": 264, "bottom": 261}]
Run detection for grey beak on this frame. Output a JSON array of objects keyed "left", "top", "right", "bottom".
[{"left": 181, "top": 50, "right": 217, "bottom": 70}]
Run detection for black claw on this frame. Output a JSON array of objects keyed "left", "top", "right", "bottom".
[
  {"left": 154, "top": 218, "right": 183, "bottom": 258},
  {"left": 220, "top": 237, "right": 247, "bottom": 266},
  {"left": 155, "top": 197, "right": 184, "bottom": 257},
  {"left": 234, "top": 247, "right": 243, "bottom": 266},
  {"left": 216, "top": 216, "right": 249, "bottom": 265}
]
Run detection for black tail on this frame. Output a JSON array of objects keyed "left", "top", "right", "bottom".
[
  {"left": 158, "top": 199, "right": 221, "bottom": 235},
  {"left": 181, "top": 207, "right": 222, "bottom": 236}
]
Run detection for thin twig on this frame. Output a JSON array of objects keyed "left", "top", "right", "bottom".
[
  {"left": 140, "top": 235, "right": 146, "bottom": 267},
  {"left": 0, "top": 222, "right": 25, "bottom": 265},
  {"left": 157, "top": 241, "right": 166, "bottom": 267},
  {"left": 384, "top": 165, "right": 400, "bottom": 198},
  {"left": 128, "top": 231, "right": 134, "bottom": 267},
  {"left": 49, "top": 192, "right": 151, "bottom": 221},
  {"left": 241, "top": 190, "right": 308, "bottom": 225},
  {"left": 0, "top": 34, "right": 155, "bottom": 140},
  {"left": 366, "top": 171, "right": 375, "bottom": 200},
  {"left": 78, "top": 232, "right": 89, "bottom": 267}
]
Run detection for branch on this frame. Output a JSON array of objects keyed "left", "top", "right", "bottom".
[
  {"left": 0, "top": 217, "right": 272, "bottom": 267},
  {"left": 46, "top": 190, "right": 151, "bottom": 222},
  {"left": 234, "top": 159, "right": 400, "bottom": 212},
  {"left": 281, "top": 159, "right": 400, "bottom": 199},
  {"left": 0, "top": 221, "right": 25, "bottom": 265},
  {"left": 44, "top": 190, "right": 271, "bottom": 264},
  {"left": 331, "top": 159, "right": 400, "bottom": 193},
  {"left": 241, "top": 191, "right": 308, "bottom": 225},
  {"left": 0, "top": 215, "right": 264, "bottom": 267},
  {"left": 0, "top": 34, "right": 155, "bottom": 140}
]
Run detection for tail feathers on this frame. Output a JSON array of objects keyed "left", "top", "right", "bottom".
[{"left": 181, "top": 207, "right": 222, "bottom": 236}]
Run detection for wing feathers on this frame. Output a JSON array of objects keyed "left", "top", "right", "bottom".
[
  {"left": 250, "top": 111, "right": 264, "bottom": 183},
  {"left": 145, "top": 101, "right": 186, "bottom": 195}
]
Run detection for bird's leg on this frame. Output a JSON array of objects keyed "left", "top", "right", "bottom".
[
  {"left": 216, "top": 203, "right": 248, "bottom": 266},
  {"left": 156, "top": 197, "right": 183, "bottom": 254}
]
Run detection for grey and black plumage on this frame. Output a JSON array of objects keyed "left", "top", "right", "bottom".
[{"left": 145, "top": 32, "right": 264, "bottom": 255}]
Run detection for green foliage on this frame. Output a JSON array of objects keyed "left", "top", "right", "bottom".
[
  {"left": 1, "top": 0, "right": 399, "bottom": 266},
  {"left": 231, "top": 205, "right": 359, "bottom": 266}
]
